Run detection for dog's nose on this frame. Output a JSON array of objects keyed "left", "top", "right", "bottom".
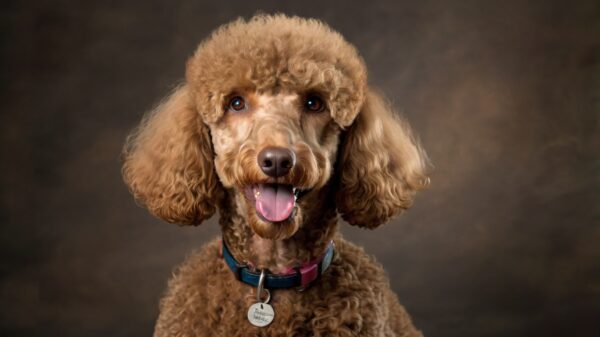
[{"left": 257, "top": 147, "right": 296, "bottom": 177}]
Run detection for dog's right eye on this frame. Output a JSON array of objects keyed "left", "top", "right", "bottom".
[
  {"left": 228, "top": 96, "right": 246, "bottom": 112},
  {"left": 304, "top": 94, "right": 325, "bottom": 113}
]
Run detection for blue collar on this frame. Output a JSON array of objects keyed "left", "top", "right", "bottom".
[{"left": 222, "top": 239, "right": 335, "bottom": 289}]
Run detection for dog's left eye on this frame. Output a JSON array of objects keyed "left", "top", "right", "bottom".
[
  {"left": 304, "top": 95, "right": 325, "bottom": 113},
  {"left": 228, "top": 96, "right": 246, "bottom": 112}
]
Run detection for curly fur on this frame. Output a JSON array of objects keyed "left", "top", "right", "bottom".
[
  {"left": 122, "top": 86, "right": 223, "bottom": 225},
  {"left": 122, "top": 14, "right": 428, "bottom": 337},
  {"left": 336, "top": 90, "right": 429, "bottom": 228}
]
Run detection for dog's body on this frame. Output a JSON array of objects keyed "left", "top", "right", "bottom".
[
  {"left": 123, "top": 15, "right": 427, "bottom": 337},
  {"left": 155, "top": 237, "right": 419, "bottom": 337}
]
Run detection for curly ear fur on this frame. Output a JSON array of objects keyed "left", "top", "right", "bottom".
[
  {"left": 336, "top": 90, "right": 429, "bottom": 228},
  {"left": 122, "top": 85, "right": 221, "bottom": 225}
]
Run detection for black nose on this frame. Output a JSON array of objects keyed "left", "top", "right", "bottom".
[{"left": 257, "top": 147, "right": 296, "bottom": 177}]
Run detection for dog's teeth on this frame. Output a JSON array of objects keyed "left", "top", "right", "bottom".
[{"left": 253, "top": 186, "right": 260, "bottom": 198}]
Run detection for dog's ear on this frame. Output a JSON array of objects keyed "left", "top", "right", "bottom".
[
  {"left": 336, "top": 89, "right": 429, "bottom": 228},
  {"left": 122, "top": 85, "right": 221, "bottom": 225}
]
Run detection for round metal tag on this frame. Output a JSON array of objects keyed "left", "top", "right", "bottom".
[{"left": 247, "top": 302, "right": 275, "bottom": 327}]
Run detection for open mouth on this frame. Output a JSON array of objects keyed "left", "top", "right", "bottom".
[{"left": 244, "top": 184, "right": 306, "bottom": 223}]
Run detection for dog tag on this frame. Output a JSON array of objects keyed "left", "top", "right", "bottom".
[{"left": 247, "top": 302, "right": 274, "bottom": 327}]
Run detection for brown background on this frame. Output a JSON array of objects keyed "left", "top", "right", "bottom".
[{"left": 1, "top": 1, "right": 598, "bottom": 336}]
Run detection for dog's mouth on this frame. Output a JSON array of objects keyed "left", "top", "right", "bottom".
[{"left": 244, "top": 184, "right": 308, "bottom": 223}]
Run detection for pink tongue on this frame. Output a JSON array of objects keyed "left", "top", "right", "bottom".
[{"left": 255, "top": 184, "right": 295, "bottom": 222}]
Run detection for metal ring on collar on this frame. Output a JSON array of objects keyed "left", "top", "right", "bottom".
[{"left": 256, "top": 269, "right": 270, "bottom": 303}]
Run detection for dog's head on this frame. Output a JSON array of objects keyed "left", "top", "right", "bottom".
[{"left": 122, "top": 15, "right": 428, "bottom": 240}]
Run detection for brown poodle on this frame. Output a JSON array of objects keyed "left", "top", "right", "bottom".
[{"left": 122, "top": 14, "right": 429, "bottom": 337}]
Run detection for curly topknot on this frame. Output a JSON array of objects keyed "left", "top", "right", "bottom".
[{"left": 186, "top": 14, "right": 368, "bottom": 127}]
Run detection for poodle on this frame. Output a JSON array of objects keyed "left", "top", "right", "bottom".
[{"left": 122, "top": 14, "right": 429, "bottom": 337}]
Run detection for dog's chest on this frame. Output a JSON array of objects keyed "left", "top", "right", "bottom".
[{"left": 158, "top": 239, "right": 392, "bottom": 337}]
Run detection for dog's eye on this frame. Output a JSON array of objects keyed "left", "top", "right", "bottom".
[
  {"left": 228, "top": 96, "right": 246, "bottom": 112},
  {"left": 304, "top": 95, "right": 325, "bottom": 113}
]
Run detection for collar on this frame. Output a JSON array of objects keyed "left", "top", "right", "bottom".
[{"left": 222, "top": 239, "right": 335, "bottom": 289}]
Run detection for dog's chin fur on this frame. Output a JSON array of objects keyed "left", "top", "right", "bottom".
[{"left": 243, "top": 191, "right": 302, "bottom": 240}]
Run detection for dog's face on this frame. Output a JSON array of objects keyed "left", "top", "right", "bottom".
[
  {"left": 206, "top": 90, "right": 343, "bottom": 239},
  {"left": 183, "top": 16, "right": 367, "bottom": 240},
  {"left": 122, "top": 15, "right": 428, "bottom": 240}
]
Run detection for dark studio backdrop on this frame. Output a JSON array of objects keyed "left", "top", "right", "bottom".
[{"left": 1, "top": 1, "right": 598, "bottom": 336}]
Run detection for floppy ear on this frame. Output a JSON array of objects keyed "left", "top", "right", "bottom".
[
  {"left": 336, "top": 89, "right": 429, "bottom": 228},
  {"left": 122, "top": 85, "right": 221, "bottom": 225}
]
